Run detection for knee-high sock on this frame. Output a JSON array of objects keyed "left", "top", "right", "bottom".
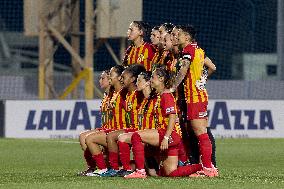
[
  {"left": 118, "top": 141, "right": 131, "bottom": 170},
  {"left": 168, "top": 164, "right": 202, "bottom": 177},
  {"left": 92, "top": 153, "right": 106, "bottom": 169},
  {"left": 207, "top": 127, "right": 217, "bottom": 167},
  {"left": 198, "top": 133, "right": 212, "bottom": 168},
  {"left": 108, "top": 151, "right": 119, "bottom": 170},
  {"left": 131, "top": 132, "right": 145, "bottom": 170},
  {"left": 84, "top": 150, "right": 96, "bottom": 168}
]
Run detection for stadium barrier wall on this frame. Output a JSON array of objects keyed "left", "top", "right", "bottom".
[{"left": 3, "top": 100, "right": 284, "bottom": 139}]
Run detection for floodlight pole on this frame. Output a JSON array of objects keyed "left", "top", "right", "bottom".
[{"left": 85, "top": 0, "right": 94, "bottom": 99}]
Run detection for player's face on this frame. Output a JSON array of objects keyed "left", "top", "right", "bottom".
[
  {"left": 164, "top": 33, "right": 173, "bottom": 50},
  {"left": 127, "top": 22, "right": 142, "bottom": 41},
  {"left": 159, "top": 26, "right": 167, "bottom": 44},
  {"left": 136, "top": 75, "right": 148, "bottom": 91},
  {"left": 150, "top": 71, "right": 162, "bottom": 89},
  {"left": 109, "top": 68, "right": 121, "bottom": 86},
  {"left": 150, "top": 29, "right": 160, "bottom": 45},
  {"left": 171, "top": 27, "right": 179, "bottom": 46},
  {"left": 178, "top": 30, "right": 187, "bottom": 47},
  {"left": 99, "top": 72, "right": 110, "bottom": 89},
  {"left": 120, "top": 70, "right": 134, "bottom": 88}
]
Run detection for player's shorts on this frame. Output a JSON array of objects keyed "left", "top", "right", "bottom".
[
  {"left": 187, "top": 101, "right": 208, "bottom": 120},
  {"left": 157, "top": 129, "right": 181, "bottom": 156}
]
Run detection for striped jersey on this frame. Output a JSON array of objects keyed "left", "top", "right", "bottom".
[
  {"left": 109, "top": 88, "right": 128, "bottom": 130},
  {"left": 154, "top": 92, "right": 182, "bottom": 136},
  {"left": 123, "top": 42, "right": 155, "bottom": 71},
  {"left": 152, "top": 50, "right": 177, "bottom": 72},
  {"left": 125, "top": 90, "right": 144, "bottom": 129},
  {"left": 137, "top": 92, "right": 157, "bottom": 130},
  {"left": 182, "top": 42, "right": 208, "bottom": 104},
  {"left": 100, "top": 92, "right": 112, "bottom": 129}
]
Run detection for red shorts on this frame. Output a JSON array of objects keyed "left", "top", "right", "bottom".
[
  {"left": 157, "top": 129, "right": 181, "bottom": 156},
  {"left": 187, "top": 101, "right": 208, "bottom": 120}
]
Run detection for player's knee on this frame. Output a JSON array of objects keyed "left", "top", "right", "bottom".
[
  {"left": 118, "top": 134, "right": 127, "bottom": 143},
  {"left": 85, "top": 135, "right": 94, "bottom": 146}
]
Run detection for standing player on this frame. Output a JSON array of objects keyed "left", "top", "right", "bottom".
[
  {"left": 99, "top": 64, "right": 145, "bottom": 177},
  {"left": 122, "top": 21, "right": 155, "bottom": 71},
  {"left": 84, "top": 65, "right": 126, "bottom": 176},
  {"left": 171, "top": 25, "right": 217, "bottom": 167},
  {"left": 77, "top": 70, "right": 113, "bottom": 176},
  {"left": 171, "top": 25, "right": 218, "bottom": 177}
]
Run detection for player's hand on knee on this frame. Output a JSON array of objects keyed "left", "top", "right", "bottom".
[{"left": 160, "top": 138, "right": 169, "bottom": 150}]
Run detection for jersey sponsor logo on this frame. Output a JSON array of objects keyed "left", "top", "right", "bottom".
[
  {"left": 198, "top": 111, "right": 208, "bottom": 118},
  {"left": 127, "top": 102, "right": 133, "bottom": 110},
  {"left": 137, "top": 54, "right": 145, "bottom": 63},
  {"left": 209, "top": 101, "right": 274, "bottom": 130},
  {"left": 25, "top": 102, "right": 101, "bottom": 131},
  {"left": 166, "top": 107, "right": 175, "bottom": 114}
]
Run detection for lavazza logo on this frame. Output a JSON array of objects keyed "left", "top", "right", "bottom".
[
  {"left": 208, "top": 102, "right": 274, "bottom": 131},
  {"left": 25, "top": 102, "right": 101, "bottom": 131}
]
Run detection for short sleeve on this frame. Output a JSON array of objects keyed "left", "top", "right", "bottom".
[{"left": 160, "top": 93, "right": 177, "bottom": 115}]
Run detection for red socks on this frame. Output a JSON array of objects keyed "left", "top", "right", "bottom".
[
  {"left": 92, "top": 153, "right": 107, "bottom": 169},
  {"left": 118, "top": 141, "right": 131, "bottom": 170},
  {"left": 168, "top": 164, "right": 202, "bottom": 177},
  {"left": 108, "top": 151, "right": 119, "bottom": 170},
  {"left": 198, "top": 133, "right": 212, "bottom": 168},
  {"left": 131, "top": 132, "right": 145, "bottom": 170},
  {"left": 84, "top": 150, "right": 96, "bottom": 168}
]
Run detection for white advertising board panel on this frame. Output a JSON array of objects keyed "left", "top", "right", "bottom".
[{"left": 4, "top": 100, "right": 284, "bottom": 138}]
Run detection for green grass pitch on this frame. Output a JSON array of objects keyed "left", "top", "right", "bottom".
[{"left": 0, "top": 138, "right": 283, "bottom": 189}]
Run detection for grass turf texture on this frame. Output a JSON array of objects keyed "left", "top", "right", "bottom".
[{"left": 0, "top": 138, "right": 283, "bottom": 189}]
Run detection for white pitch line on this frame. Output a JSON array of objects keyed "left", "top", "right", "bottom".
[{"left": 38, "top": 140, "right": 80, "bottom": 144}]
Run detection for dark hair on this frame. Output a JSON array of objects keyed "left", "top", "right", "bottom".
[
  {"left": 179, "top": 25, "right": 197, "bottom": 40},
  {"left": 152, "top": 26, "right": 160, "bottom": 31},
  {"left": 161, "top": 23, "right": 175, "bottom": 33},
  {"left": 132, "top": 21, "right": 151, "bottom": 40},
  {"left": 139, "top": 71, "right": 152, "bottom": 82},
  {"left": 124, "top": 64, "right": 146, "bottom": 83},
  {"left": 102, "top": 69, "right": 110, "bottom": 75},
  {"left": 155, "top": 67, "right": 175, "bottom": 89},
  {"left": 112, "top": 65, "right": 125, "bottom": 76}
]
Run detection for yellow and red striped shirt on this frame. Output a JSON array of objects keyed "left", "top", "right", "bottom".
[
  {"left": 125, "top": 90, "right": 144, "bottom": 129},
  {"left": 152, "top": 50, "right": 177, "bottom": 72},
  {"left": 123, "top": 42, "right": 155, "bottom": 71},
  {"left": 109, "top": 88, "right": 128, "bottom": 130},
  {"left": 154, "top": 93, "right": 182, "bottom": 136},
  {"left": 138, "top": 92, "right": 157, "bottom": 130},
  {"left": 100, "top": 92, "right": 112, "bottom": 129},
  {"left": 182, "top": 42, "right": 208, "bottom": 104}
]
